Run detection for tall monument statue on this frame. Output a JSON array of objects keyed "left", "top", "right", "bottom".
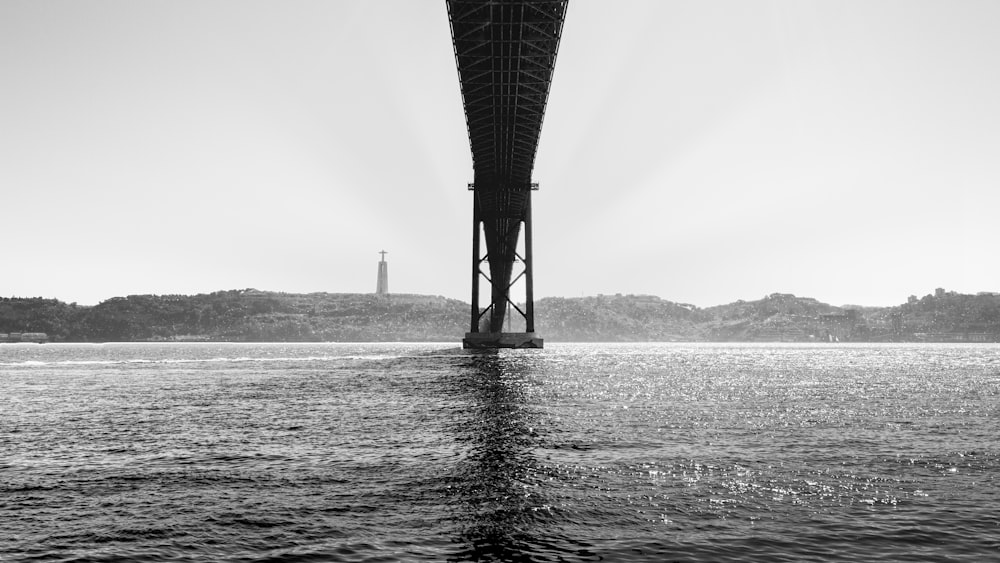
[{"left": 376, "top": 250, "right": 389, "bottom": 296}]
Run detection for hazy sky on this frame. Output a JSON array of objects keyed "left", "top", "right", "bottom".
[{"left": 3, "top": 1, "right": 999, "bottom": 307}]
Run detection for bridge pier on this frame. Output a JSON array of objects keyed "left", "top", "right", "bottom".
[
  {"left": 463, "top": 189, "right": 543, "bottom": 349},
  {"left": 449, "top": 0, "right": 565, "bottom": 349}
]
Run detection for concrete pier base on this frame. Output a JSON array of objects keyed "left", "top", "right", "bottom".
[{"left": 462, "top": 332, "right": 544, "bottom": 349}]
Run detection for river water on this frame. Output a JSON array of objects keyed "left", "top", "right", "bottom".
[{"left": 2, "top": 342, "right": 998, "bottom": 561}]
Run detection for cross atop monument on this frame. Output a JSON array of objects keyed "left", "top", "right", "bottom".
[{"left": 379, "top": 250, "right": 387, "bottom": 262}]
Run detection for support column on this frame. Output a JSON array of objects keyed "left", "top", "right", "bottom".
[
  {"left": 524, "top": 192, "right": 535, "bottom": 334},
  {"left": 469, "top": 199, "right": 481, "bottom": 333},
  {"left": 462, "top": 188, "right": 542, "bottom": 349}
]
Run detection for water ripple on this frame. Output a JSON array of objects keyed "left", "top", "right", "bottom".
[{"left": 2, "top": 343, "right": 999, "bottom": 561}]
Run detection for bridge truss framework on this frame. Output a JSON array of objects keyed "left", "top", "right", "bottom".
[{"left": 447, "top": 0, "right": 568, "bottom": 348}]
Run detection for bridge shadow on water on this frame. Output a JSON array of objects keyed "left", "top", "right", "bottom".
[{"left": 443, "top": 350, "right": 598, "bottom": 563}]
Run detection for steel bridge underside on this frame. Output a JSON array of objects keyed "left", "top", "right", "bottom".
[{"left": 448, "top": 0, "right": 567, "bottom": 344}]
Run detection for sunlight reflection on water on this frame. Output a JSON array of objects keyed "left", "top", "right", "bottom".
[{"left": 2, "top": 342, "right": 998, "bottom": 561}]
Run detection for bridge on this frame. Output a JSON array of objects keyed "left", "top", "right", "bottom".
[{"left": 447, "top": 0, "right": 568, "bottom": 349}]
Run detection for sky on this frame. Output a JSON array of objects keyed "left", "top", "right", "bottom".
[{"left": 2, "top": 0, "right": 999, "bottom": 308}]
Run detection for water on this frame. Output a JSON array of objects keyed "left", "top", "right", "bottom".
[{"left": 2, "top": 342, "right": 999, "bottom": 562}]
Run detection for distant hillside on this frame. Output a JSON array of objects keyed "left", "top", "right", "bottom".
[
  {"left": 886, "top": 290, "right": 1000, "bottom": 341},
  {"left": 536, "top": 292, "right": 858, "bottom": 342},
  {"left": 694, "top": 290, "right": 1000, "bottom": 342},
  {"left": 0, "top": 290, "right": 467, "bottom": 343},
  {"left": 3, "top": 288, "right": 1000, "bottom": 343},
  {"left": 701, "top": 293, "right": 848, "bottom": 341},
  {"left": 535, "top": 295, "right": 704, "bottom": 341}
]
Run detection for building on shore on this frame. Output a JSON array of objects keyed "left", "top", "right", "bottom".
[{"left": 1, "top": 332, "right": 49, "bottom": 343}]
